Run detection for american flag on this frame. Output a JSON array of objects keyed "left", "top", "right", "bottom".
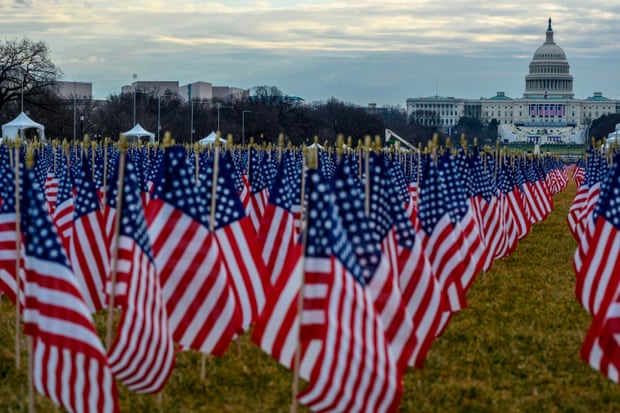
[
  {"left": 494, "top": 160, "right": 520, "bottom": 260},
  {"left": 574, "top": 152, "right": 606, "bottom": 245},
  {"left": 145, "top": 147, "right": 163, "bottom": 195},
  {"left": 500, "top": 160, "right": 530, "bottom": 241},
  {"left": 0, "top": 149, "right": 23, "bottom": 306},
  {"left": 574, "top": 151, "right": 611, "bottom": 314},
  {"left": 68, "top": 158, "right": 109, "bottom": 313},
  {"left": 568, "top": 170, "right": 590, "bottom": 240},
  {"left": 438, "top": 151, "right": 486, "bottom": 292},
  {"left": 387, "top": 156, "right": 413, "bottom": 207},
  {"left": 256, "top": 151, "right": 299, "bottom": 287},
  {"left": 93, "top": 145, "right": 106, "bottom": 200},
  {"left": 545, "top": 157, "right": 568, "bottom": 194},
  {"left": 33, "top": 147, "right": 49, "bottom": 194},
  {"left": 230, "top": 148, "right": 248, "bottom": 194},
  {"left": 578, "top": 151, "right": 620, "bottom": 382},
  {"left": 519, "top": 158, "right": 547, "bottom": 225},
  {"left": 52, "top": 159, "right": 74, "bottom": 254},
  {"left": 335, "top": 153, "right": 416, "bottom": 373},
  {"left": 106, "top": 153, "right": 175, "bottom": 394},
  {"left": 468, "top": 148, "right": 502, "bottom": 272},
  {"left": 297, "top": 168, "right": 402, "bottom": 413},
  {"left": 573, "top": 152, "right": 608, "bottom": 296},
  {"left": 44, "top": 151, "right": 60, "bottom": 214},
  {"left": 417, "top": 156, "right": 466, "bottom": 326},
  {"left": 146, "top": 146, "right": 241, "bottom": 355},
  {"left": 251, "top": 153, "right": 304, "bottom": 371},
  {"left": 230, "top": 149, "right": 251, "bottom": 210},
  {"left": 572, "top": 160, "right": 586, "bottom": 187},
  {"left": 387, "top": 157, "right": 444, "bottom": 368},
  {"left": 103, "top": 151, "right": 120, "bottom": 244},
  {"left": 251, "top": 237, "right": 303, "bottom": 372},
  {"left": 246, "top": 148, "right": 269, "bottom": 233},
  {"left": 286, "top": 151, "right": 304, "bottom": 235},
  {"left": 318, "top": 149, "right": 336, "bottom": 180},
  {"left": 533, "top": 159, "right": 554, "bottom": 217},
  {"left": 200, "top": 152, "right": 268, "bottom": 332},
  {"left": 21, "top": 161, "right": 119, "bottom": 413},
  {"left": 131, "top": 147, "right": 151, "bottom": 207}
]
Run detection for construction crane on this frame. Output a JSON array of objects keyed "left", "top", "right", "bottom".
[{"left": 384, "top": 129, "right": 418, "bottom": 151}]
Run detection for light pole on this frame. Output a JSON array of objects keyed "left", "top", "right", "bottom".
[
  {"left": 132, "top": 73, "right": 138, "bottom": 125},
  {"left": 190, "top": 100, "right": 198, "bottom": 146},
  {"left": 242, "top": 110, "right": 252, "bottom": 146},
  {"left": 131, "top": 89, "right": 148, "bottom": 128},
  {"left": 73, "top": 81, "right": 76, "bottom": 144},
  {"left": 79, "top": 114, "right": 84, "bottom": 140},
  {"left": 157, "top": 93, "right": 171, "bottom": 145},
  {"left": 216, "top": 102, "right": 234, "bottom": 133}
]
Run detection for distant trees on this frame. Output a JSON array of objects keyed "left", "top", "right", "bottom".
[
  {"left": 456, "top": 116, "right": 484, "bottom": 143},
  {"left": 312, "top": 98, "right": 384, "bottom": 144},
  {"left": 250, "top": 85, "right": 285, "bottom": 106},
  {"left": 485, "top": 119, "right": 499, "bottom": 144},
  {"left": 589, "top": 113, "right": 620, "bottom": 141}
]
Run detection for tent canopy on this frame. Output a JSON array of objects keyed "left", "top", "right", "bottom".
[
  {"left": 122, "top": 123, "right": 155, "bottom": 142},
  {"left": 198, "top": 131, "right": 226, "bottom": 146},
  {"left": 2, "top": 111, "right": 45, "bottom": 141}
]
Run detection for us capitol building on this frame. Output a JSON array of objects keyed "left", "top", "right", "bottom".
[{"left": 406, "top": 18, "right": 619, "bottom": 144}]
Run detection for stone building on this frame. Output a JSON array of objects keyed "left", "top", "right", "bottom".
[{"left": 406, "top": 18, "right": 619, "bottom": 144}]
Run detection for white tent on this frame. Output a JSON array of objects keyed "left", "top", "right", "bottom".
[
  {"left": 199, "top": 131, "right": 226, "bottom": 146},
  {"left": 122, "top": 123, "right": 155, "bottom": 143},
  {"left": 2, "top": 111, "right": 45, "bottom": 141}
]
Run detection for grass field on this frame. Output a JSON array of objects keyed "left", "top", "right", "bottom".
[
  {"left": 2, "top": 181, "right": 620, "bottom": 412},
  {"left": 502, "top": 143, "right": 586, "bottom": 159}
]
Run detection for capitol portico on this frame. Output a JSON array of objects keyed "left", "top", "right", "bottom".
[{"left": 406, "top": 18, "right": 620, "bottom": 144}]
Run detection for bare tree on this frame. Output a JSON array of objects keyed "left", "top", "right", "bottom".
[{"left": 0, "top": 38, "right": 62, "bottom": 112}]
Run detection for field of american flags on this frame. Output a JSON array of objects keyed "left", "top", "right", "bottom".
[
  {"left": 3, "top": 173, "right": 620, "bottom": 412},
  {"left": 1, "top": 138, "right": 620, "bottom": 411}
]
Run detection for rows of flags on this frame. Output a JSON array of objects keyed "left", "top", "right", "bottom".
[
  {"left": 0, "top": 139, "right": 567, "bottom": 412},
  {"left": 568, "top": 149, "right": 620, "bottom": 383}
]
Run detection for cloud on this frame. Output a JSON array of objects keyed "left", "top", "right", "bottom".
[
  {"left": 3, "top": 0, "right": 620, "bottom": 102},
  {"left": 65, "top": 55, "right": 107, "bottom": 64}
]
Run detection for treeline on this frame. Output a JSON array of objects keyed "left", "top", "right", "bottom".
[
  {"left": 0, "top": 83, "right": 437, "bottom": 146},
  {"left": 0, "top": 84, "right": 506, "bottom": 148}
]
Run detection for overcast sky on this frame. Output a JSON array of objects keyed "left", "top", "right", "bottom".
[{"left": 3, "top": 0, "right": 620, "bottom": 106}]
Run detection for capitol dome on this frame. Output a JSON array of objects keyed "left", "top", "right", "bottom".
[
  {"left": 524, "top": 18, "right": 574, "bottom": 99},
  {"left": 533, "top": 42, "right": 567, "bottom": 61}
]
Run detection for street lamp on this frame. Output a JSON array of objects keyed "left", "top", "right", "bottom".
[
  {"left": 190, "top": 99, "right": 200, "bottom": 146},
  {"left": 79, "top": 114, "right": 85, "bottom": 140},
  {"left": 242, "top": 110, "right": 252, "bottom": 146},
  {"left": 73, "top": 81, "right": 77, "bottom": 145},
  {"left": 130, "top": 89, "right": 149, "bottom": 128},
  {"left": 157, "top": 93, "right": 172, "bottom": 145},
  {"left": 132, "top": 73, "right": 138, "bottom": 125},
  {"left": 216, "top": 102, "right": 234, "bottom": 133}
]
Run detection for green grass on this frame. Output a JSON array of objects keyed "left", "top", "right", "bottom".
[
  {"left": 502, "top": 143, "right": 586, "bottom": 157},
  {"left": 2, "top": 182, "right": 620, "bottom": 412}
]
